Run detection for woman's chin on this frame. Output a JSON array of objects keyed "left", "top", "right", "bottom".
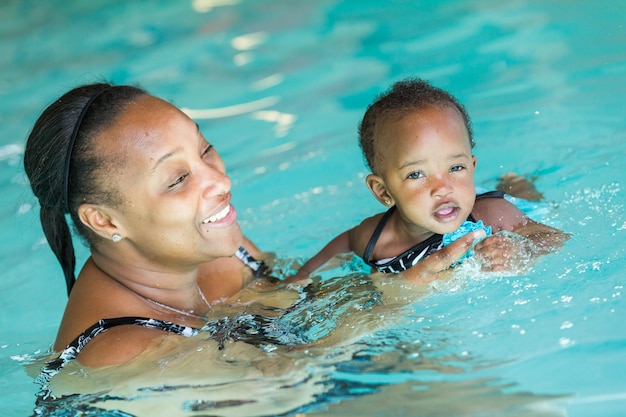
[{"left": 219, "top": 230, "right": 245, "bottom": 255}]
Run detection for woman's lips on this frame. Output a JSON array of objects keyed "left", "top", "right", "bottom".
[{"left": 201, "top": 204, "right": 237, "bottom": 226}]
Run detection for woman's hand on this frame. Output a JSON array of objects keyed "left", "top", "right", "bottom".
[
  {"left": 496, "top": 172, "right": 544, "bottom": 201},
  {"left": 473, "top": 232, "right": 534, "bottom": 273}
]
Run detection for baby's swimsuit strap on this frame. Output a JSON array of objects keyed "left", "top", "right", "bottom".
[
  {"left": 362, "top": 206, "right": 396, "bottom": 264},
  {"left": 363, "top": 191, "right": 505, "bottom": 274},
  {"left": 363, "top": 206, "right": 445, "bottom": 274},
  {"left": 478, "top": 190, "right": 506, "bottom": 199},
  {"left": 362, "top": 206, "right": 437, "bottom": 273}
]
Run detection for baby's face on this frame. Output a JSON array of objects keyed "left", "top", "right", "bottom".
[{"left": 375, "top": 105, "right": 476, "bottom": 235}]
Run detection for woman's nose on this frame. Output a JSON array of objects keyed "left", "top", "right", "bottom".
[{"left": 201, "top": 165, "right": 231, "bottom": 199}]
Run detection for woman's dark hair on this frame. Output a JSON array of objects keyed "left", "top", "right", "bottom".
[
  {"left": 24, "top": 83, "right": 147, "bottom": 295},
  {"left": 358, "top": 78, "right": 474, "bottom": 174}
]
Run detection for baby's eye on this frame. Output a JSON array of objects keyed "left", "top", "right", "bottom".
[
  {"left": 450, "top": 165, "right": 465, "bottom": 172},
  {"left": 168, "top": 173, "right": 189, "bottom": 189},
  {"left": 407, "top": 171, "right": 425, "bottom": 180}
]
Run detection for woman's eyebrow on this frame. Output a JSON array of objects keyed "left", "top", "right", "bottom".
[
  {"left": 152, "top": 147, "right": 182, "bottom": 171},
  {"left": 152, "top": 123, "right": 203, "bottom": 170}
]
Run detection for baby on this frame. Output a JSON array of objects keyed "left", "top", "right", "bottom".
[{"left": 297, "top": 78, "right": 569, "bottom": 283}]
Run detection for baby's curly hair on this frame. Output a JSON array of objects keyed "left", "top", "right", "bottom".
[{"left": 358, "top": 78, "right": 474, "bottom": 174}]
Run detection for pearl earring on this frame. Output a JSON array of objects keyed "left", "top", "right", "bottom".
[
  {"left": 112, "top": 234, "right": 122, "bottom": 243},
  {"left": 384, "top": 199, "right": 391, "bottom": 206}
]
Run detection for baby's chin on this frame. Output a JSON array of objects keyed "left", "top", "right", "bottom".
[
  {"left": 435, "top": 216, "right": 469, "bottom": 235},
  {"left": 438, "top": 224, "right": 464, "bottom": 235}
]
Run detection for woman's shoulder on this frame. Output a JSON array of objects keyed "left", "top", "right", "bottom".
[
  {"left": 53, "top": 259, "right": 197, "bottom": 367},
  {"left": 55, "top": 285, "right": 182, "bottom": 367},
  {"left": 65, "top": 320, "right": 170, "bottom": 367}
]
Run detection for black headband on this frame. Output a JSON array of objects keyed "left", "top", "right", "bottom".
[{"left": 62, "top": 89, "right": 108, "bottom": 213}]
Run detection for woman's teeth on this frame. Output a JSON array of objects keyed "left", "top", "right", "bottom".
[{"left": 203, "top": 205, "right": 230, "bottom": 223}]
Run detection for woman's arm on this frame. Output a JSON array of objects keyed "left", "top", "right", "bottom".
[
  {"left": 472, "top": 198, "right": 570, "bottom": 271},
  {"left": 511, "top": 219, "right": 570, "bottom": 254},
  {"left": 399, "top": 230, "right": 486, "bottom": 284},
  {"left": 474, "top": 197, "right": 570, "bottom": 250}
]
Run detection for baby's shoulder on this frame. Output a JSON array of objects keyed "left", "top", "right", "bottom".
[
  {"left": 472, "top": 196, "right": 526, "bottom": 232},
  {"left": 473, "top": 194, "right": 518, "bottom": 212},
  {"left": 350, "top": 212, "right": 387, "bottom": 256}
]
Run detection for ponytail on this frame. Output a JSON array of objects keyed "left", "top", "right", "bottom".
[
  {"left": 39, "top": 207, "right": 76, "bottom": 295},
  {"left": 24, "top": 83, "right": 147, "bottom": 296}
]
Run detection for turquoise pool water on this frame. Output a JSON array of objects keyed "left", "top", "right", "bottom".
[{"left": 1, "top": 0, "right": 625, "bottom": 416}]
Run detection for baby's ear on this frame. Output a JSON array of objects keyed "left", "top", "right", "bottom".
[{"left": 366, "top": 174, "right": 394, "bottom": 207}]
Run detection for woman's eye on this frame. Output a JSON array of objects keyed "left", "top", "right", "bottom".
[
  {"left": 168, "top": 174, "right": 188, "bottom": 188},
  {"left": 407, "top": 171, "right": 424, "bottom": 179},
  {"left": 201, "top": 144, "right": 214, "bottom": 158}
]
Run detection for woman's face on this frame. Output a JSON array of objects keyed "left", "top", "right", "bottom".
[{"left": 97, "top": 95, "right": 243, "bottom": 269}]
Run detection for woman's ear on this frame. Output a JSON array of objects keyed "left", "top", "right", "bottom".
[
  {"left": 366, "top": 174, "right": 394, "bottom": 207},
  {"left": 77, "top": 204, "right": 124, "bottom": 241}
]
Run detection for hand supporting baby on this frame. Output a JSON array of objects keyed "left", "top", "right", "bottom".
[
  {"left": 473, "top": 231, "right": 535, "bottom": 272},
  {"left": 401, "top": 230, "right": 487, "bottom": 284}
]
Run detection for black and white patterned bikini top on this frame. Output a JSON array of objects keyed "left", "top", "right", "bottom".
[
  {"left": 234, "top": 245, "right": 267, "bottom": 276},
  {"left": 36, "top": 246, "right": 274, "bottom": 394},
  {"left": 363, "top": 191, "right": 504, "bottom": 274}
]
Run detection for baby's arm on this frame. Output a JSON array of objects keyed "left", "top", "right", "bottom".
[
  {"left": 293, "top": 230, "right": 352, "bottom": 279},
  {"left": 294, "top": 213, "right": 385, "bottom": 279},
  {"left": 496, "top": 172, "right": 544, "bottom": 201}
]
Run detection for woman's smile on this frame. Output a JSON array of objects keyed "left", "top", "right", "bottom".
[{"left": 201, "top": 203, "right": 237, "bottom": 227}]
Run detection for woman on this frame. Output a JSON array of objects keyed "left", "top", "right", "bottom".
[
  {"left": 23, "top": 82, "right": 490, "bottom": 371},
  {"left": 25, "top": 83, "right": 276, "bottom": 369}
]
